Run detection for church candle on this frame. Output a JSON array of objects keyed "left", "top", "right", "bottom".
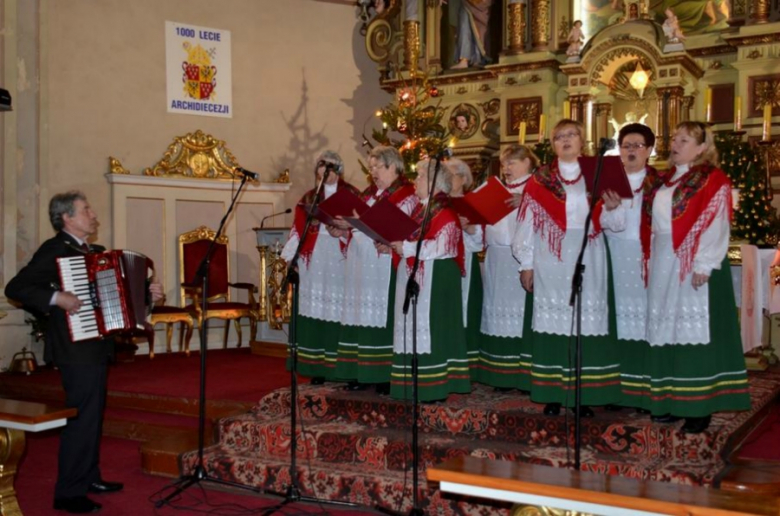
[
  {"left": 563, "top": 100, "right": 571, "bottom": 120},
  {"left": 763, "top": 103, "right": 772, "bottom": 141},
  {"left": 539, "top": 114, "right": 546, "bottom": 140},
  {"left": 518, "top": 121, "right": 527, "bottom": 144},
  {"left": 734, "top": 96, "right": 742, "bottom": 131}
]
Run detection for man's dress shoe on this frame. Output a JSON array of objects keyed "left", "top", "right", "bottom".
[
  {"left": 53, "top": 496, "right": 102, "bottom": 513},
  {"left": 543, "top": 403, "right": 561, "bottom": 416},
  {"left": 681, "top": 415, "right": 711, "bottom": 434},
  {"left": 88, "top": 480, "right": 124, "bottom": 494}
]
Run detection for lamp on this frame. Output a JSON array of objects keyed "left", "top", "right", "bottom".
[{"left": 629, "top": 62, "right": 650, "bottom": 98}]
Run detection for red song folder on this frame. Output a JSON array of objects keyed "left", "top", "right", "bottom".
[
  {"left": 578, "top": 156, "right": 633, "bottom": 199},
  {"left": 450, "top": 176, "right": 514, "bottom": 226},
  {"left": 344, "top": 198, "right": 420, "bottom": 246},
  {"left": 311, "top": 188, "right": 370, "bottom": 227}
]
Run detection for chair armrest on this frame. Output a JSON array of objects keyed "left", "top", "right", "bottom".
[
  {"left": 228, "top": 282, "right": 257, "bottom": 292},
  {"left": 228, "top": 282, "right": 259, "bottom": 310}
]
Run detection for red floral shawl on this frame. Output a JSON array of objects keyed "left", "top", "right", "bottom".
[
  {"left": 292, "top": 178, "right": 361, "bottom": 267},
  {"left": 640, "top": 164, "right": 732, "bottom": 284},
  {"left": 396, "top": 192, "right": 465, "bottom": 280},
  {"left": 518, "top": 158, "right": 605, "bottom": 260}
]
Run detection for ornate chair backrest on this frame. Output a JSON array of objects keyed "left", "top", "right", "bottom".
[{"left": 178, "top": 226, "right": 231, "bottom": 305}]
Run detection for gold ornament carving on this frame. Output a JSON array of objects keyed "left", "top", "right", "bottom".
[
  {"left": 708, "top": 60, "right": 723, "bottom": 69},
  {"left": 510, "top": 503, "right": 595, "bottom": 516},
  {"left": 404, "top": 20, "right": 420, "bottom": 75},
  {"left": 506, "top": 77, "right": 518, "bottom": 85},
  {"left": 752, "top": 77, "right": 780, "bottom": 114},
  {"left": 0, "top": 428, "right": 25, "bottom": 516},
  {"left": 508, "top": 2, "right": 527, "bottom": 52},
  {"left": 456, "top": 86, "right": 468, "bottom": 95},
  {"left": 558, "top": 17, "right": 570, "bottom": 40},
  {"left": 530, "top": 0, "right": 550, "bottom": 49},
  {"left": 479, "top": 84, "right": 491, "bottom": 92},
  {"left": 478, "top": 98, "right": 501, "bottom": 117},
  {"left": 733, "top": 0, "right": 747, "bottom": 15},
  {"left": 750, "top": 0, "right": 770, "bottom": 23},
  {"left": 143, "top": 130, "right": 244, "bottom": 180},
  {"left": 366, "top": 19, "right": 394, "bottom": 62},
  {"left": 274, "top": 169, "right": 291, "bottom": 184},
  {"left": 529, "top": 74, "right": 542, "bottom": 83},
  {"left": 108, "top": 157, "right": 130, "bottom": 175},
  {"left": 747, "top": 49, "right": 764, "bottom": 59},
  {"left": 508, "top": 98, "right": 542, "bottom": 136}
]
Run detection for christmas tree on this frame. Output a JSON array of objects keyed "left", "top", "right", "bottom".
[
  {"left": 715, "top": 132, "right": 778, "bottom": 245},
  {"left": 365, "top": 74, "right": 450, "bottom": 177}
]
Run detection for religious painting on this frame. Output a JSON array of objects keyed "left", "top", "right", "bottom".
[
  {"left": 579, "top": 0, "right": 728, "bottom": 39},
  {"left": 449, "top": 104, "right": 480, "bottom": 139}
]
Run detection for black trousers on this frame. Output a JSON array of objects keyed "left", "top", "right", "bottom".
[{"left": 54, "top": 360, "right": 108, "bottom": 499}]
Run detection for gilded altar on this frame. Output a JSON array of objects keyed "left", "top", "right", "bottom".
[{"left": 362, "top": 0, "right": 780, "bottom": 194}]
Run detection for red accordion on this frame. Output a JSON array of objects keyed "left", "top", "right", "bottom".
[{"left": 57, "top": 250, "right": 154, "bottom": 342}]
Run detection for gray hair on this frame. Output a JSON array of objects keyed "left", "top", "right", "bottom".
[
  {"left": 445, "top": 158, "right": 473, "bottom": 190},
  {"left": 417, "top": 159, "right": 454, "bottom": 195},
  {"left": 369, "top": 145, "right": 404, "bottom": 176},
  {"left": 49, "top": 191, "right": 86, "bottom": 231},
  {"left": 315, "top": 150, "right": 344, "bottom": 177}
]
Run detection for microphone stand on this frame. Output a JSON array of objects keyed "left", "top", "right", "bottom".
[
  {"left": 391, "top": 152, "right": 444, "bottom": 516},
  {"left": 262, "top": 166, "right": 356, "bottom": 515},
  {"left": 568, "top": 138, "right": 612, "bottom": 471},
  {"left": 156, "top": 173, "right": 261, "bottom": 507}
]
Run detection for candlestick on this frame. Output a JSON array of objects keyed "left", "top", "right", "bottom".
[
  {"left": 539, "top": 114, "right": 546, "bottom": 141},
  {"left": 734, "top": 96, "right": 742, "bottom": 131},
  {"left": 586, "top": 101, "right": 593, "bottom": 143},
  {"left": 518, "top": 121, "right": 527, "bottom": 144},
  {"left": 563, "top": 100, "right": 571, "bottom": 120},
  {"left": 763, "top": 103, "right": 772, "bottom": 141},
  {"left": 705, "top": 88, "right": 712, "bottom": 123}
]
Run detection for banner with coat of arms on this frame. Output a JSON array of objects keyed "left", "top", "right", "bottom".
[{"left": 165, "top": 21, "right": 232, "bottom": 118}]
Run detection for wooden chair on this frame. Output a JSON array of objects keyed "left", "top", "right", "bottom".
[
  {"left": 179, "top": 226, "right": 258, "bottom": 348},
  {"left": 149, "top": 306, "right": 194, "bottom": 357}
]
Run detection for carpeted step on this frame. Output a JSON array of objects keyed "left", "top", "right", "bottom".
[
  {"left": 181, "top": 443, "right": 514, "bottom": 515},
  {"left": 229, "top": 384, "right": 742, "bottom": 464},
  {"left": 212, "top": 415, "right": 726, "bottom": 485}
]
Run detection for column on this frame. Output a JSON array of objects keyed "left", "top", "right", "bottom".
[
  {"left": 530, "top": 0, "right": 550, "bottom": 50},
  {"left": 655, "top": 86, "right": 684, "bottom": 160},
  {"left": 507, "top": 1, "right": 527, "bottom": 54},
  {"left": 749, "top": 0, "right": 770, "bottom": 24}
]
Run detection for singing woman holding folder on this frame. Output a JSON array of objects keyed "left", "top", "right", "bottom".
[
  {"left": 281, "top": 151, "right": 361, "bottom": 384},
  {"left": 475, "top": 144, "right": 539, "bottom": 391},
  {"left": 640, "top": 121, "right": 751, "bottom": 433},
  {"left": 388, "top": 159, "right": 471, "bottom": 402},
  {"left": 335, "top": 146, "right": 418, "bottom": 393},
  {"left": 447, "top": 158, "right": 484, "bottom": 378},
  {"left": 513, "top": 119, "right": 624, "bottom": 417}
]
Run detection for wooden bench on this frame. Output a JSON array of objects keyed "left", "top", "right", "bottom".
[
  {"left": 0, "top": 399, "right": 76, "bottom": 516},
  {"left": 427, "top": 456, "right": 780, "bottom": 516}
]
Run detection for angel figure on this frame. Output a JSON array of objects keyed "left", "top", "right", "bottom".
[
  {"left": 566, "top": 20, "right": 584, "bottom": 57},
  {"left": 662, "top": 8, "right": 686, "bottom": 43},
  {"left": 609, "top": 111, "right": 649, "bottom": 137}
]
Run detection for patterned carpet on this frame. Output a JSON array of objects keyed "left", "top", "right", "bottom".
[{"left": 181, "top": 368, "right": 780, "bottom": 514}]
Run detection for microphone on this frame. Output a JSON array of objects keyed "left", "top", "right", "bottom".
[
  {"left": 598, "top": 137, "right": 616, "bottom": 155},
  {"left": 433, "top": 147, "right": 453, "bottom": 161},
  {"left": 235, "top": 167, "right": 260, "bottom": 180},
  {"left": 318, "top": 161, "right": 339, "bottom": 171},
  {"left": 260, "top": 208, "right": 292, "bottom": 228}
]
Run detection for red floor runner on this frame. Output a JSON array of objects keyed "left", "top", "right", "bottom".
[
  {"left": 19, "top": 348, "right": 293, "bottom": 402},
  {"left": 736, "top": 402, "right": 780, "bottom": 461},
  {"left": 16, "top": 431, "right": 379, "bottom": 515}
]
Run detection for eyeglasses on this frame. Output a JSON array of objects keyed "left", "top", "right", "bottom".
[
  {"left": 620, "top": 143, "right": 648, "bottom": 150},
  {"left": 553, "top": 131, "right": 580, "bottom": 141}
]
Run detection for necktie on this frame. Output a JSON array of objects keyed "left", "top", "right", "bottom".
[{"left": 81, "top": 243, "right": 90, "bottom": 253}]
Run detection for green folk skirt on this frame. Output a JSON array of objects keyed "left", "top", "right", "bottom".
[
  {"left": 465, "top": 253, "right": 483, "bottom": 377},
  {"left": 390, "top": 260, "right": 471, "bottom": 402},
  {"left": 334, "top": 268, "right": 397, "bottom": 384},
  {"left": 630, "top": 258, "right": 751, "bottom": 417},
  {"left": 286, "top": 315, "right": 341, "bottom": 381},
  {"left": 527, "top": 248, "right": 621, "bottom": 407},
  {"left": 474, "top": 293, "right": 534, "bottom": 390}
]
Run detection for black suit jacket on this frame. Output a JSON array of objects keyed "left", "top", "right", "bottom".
[{"left": 5, "top": 232, "right": 114, "bottom": 365}]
